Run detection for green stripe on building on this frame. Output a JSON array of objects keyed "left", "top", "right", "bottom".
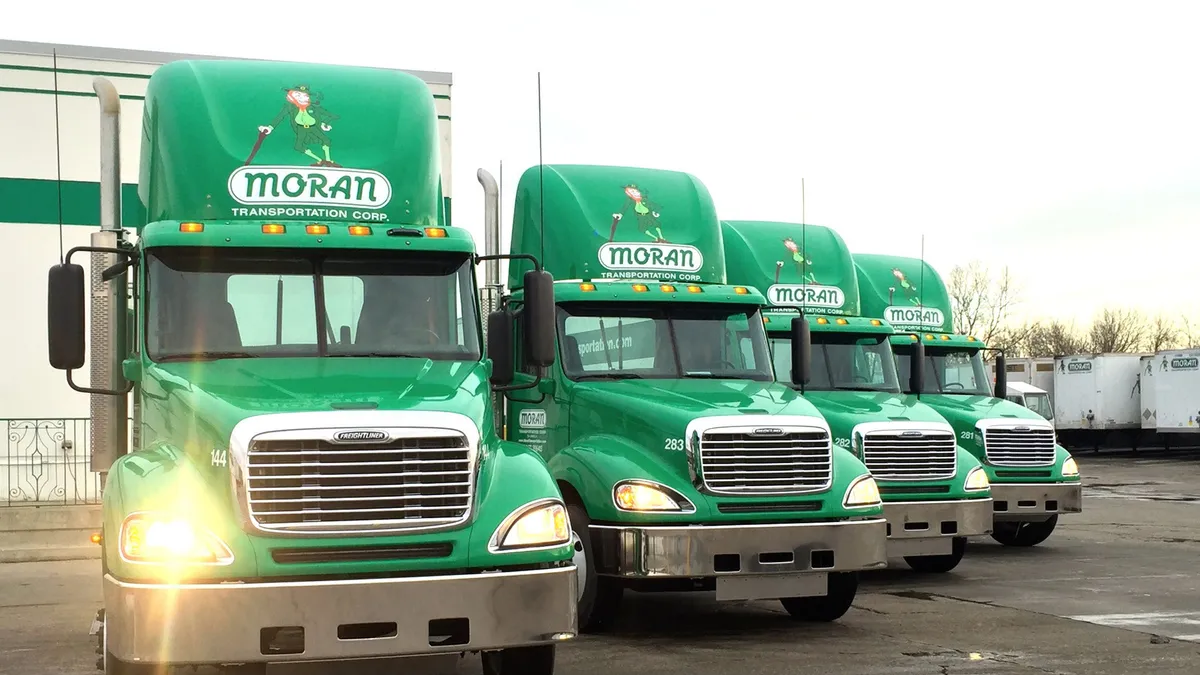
[
  {"left": 0, "top": 178, "right": 143, "bottom": 227},
  {"left": 0, "top": 86, "right": 145, "bottom": 101}
]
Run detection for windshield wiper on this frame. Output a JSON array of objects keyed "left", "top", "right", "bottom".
[
  {"left": 834, "top": 385, "right": 899, "bottom": 393},
  {"left": 576, "top": 373, "right": 644, "bottom": 380},
  {"left": 157, "top": 351, "right": 260, "bottom": 362},
  {"left": 328, "top": 352, "right": 428, "bottom": 358}
]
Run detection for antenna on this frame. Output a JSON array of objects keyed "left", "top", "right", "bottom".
[
  {"left": 801, "top": 177, "right": 807, "bottom": 303},
  {"left": 918, "top": 233, "right": 925, "bottom": 309},
  {"left": 499, "top": 159, "right": 504, "bottom": 284},
  {"left": 537, "top": 72, "right": 545, "bottom": 269},
  {"left": 53, "top": 49, "right": 65, "bottom": 263}
]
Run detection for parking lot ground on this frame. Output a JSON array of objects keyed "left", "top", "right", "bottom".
[{"left": 3, "top": 450, "right": 1200, "bottom": 675}]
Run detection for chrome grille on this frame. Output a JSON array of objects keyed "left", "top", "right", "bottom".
[
  {"left": 245, "top": 430, "right": 473, "bottom": 533},
  {"left": 983, "top": 427, "right": 1057, "bottom": 467},
  {"left": 862, "top": 430, "right": 957, "bottom": 480},
  {"left": 698, "top": 429, "right": 832, "bottom": 495}
]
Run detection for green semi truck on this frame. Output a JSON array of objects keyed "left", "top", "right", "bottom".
[
  {"left": 854, "top": 253, "right": 1082, "bottom": 547},
  {"left": 46, "top": 59, "right": 577, "bottom": 674},
  {"left": 488, "top": 164, "right": 889, "bottom": 632},
  {"left": 721, "top": 221, "right": 993, "bottom": 573}
]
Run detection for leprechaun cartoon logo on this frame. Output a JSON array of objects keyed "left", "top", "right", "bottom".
[
  {"left": 777, "top": 237, "right": 818, "bottom": 284},
  {"left": 246, "top": 84, "right": 341, "bottom": 167},
  {"left": 891, "top": 267, "right": 921, "bottom": 306},
  {"left": 608, "top": 184, "right": 667, "bottom": 243}
]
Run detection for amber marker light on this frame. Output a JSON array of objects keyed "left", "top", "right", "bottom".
[
  {"left": 660, "top": 284, "right": 676, "bottom": 293},
  {"left": 306, "top": 224, "right": 329, "bottom": 235},
  {"left": 348, "top": 225, "right": 373, "bottom": 236},
  {"left": 871, "top": 319, "right": 882, "bottom": 326},
  {"left": 816, "top": 317, "right": 829, "bottom": 325},
  {"left": 687, "top": 285, "right": 703, "bottom": 293},
  {"left": 836, "top": 318, "right": 849, "bottom": 325},
  {"left": 632, "top": 284, "right": 649, "bottom": 292},
  {"left": 179, "top": 222, "right": 204, "bottom": 233},
  {"left": 424, "top": 227, "right": 447, "bottom": 238},
  {"left": 261, "top": 223, "right": 286, "bottom": 234},
  {"left": 580, "top": 283, "right": 597, "bottom": 292},
  {"left": 733, "top": 286, "right": 749, "bottom": 294}
]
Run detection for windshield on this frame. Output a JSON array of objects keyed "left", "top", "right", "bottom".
[
  {"left": 145, "top": 247, "right": 481, "bottom": 361},
  {"left": 556, "top": 303, "right": 774, "bottom": 381},
  {"left": 769, "top": 332, "right": 901, "bottom": 393},
  {"left": 895, "top": 345, "right": 993, "bottom": 396},
  {"left": 1024, "top": 392, "right": 1054, "bottom": 420}
]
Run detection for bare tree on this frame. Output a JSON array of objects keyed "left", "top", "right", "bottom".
[
  {"left": 1179, "top": 316, "right": 1200, "bottom": 349},
  {"left": 947, "top": 261, "right": 1020, "bottom": 345},
  {"left": 1087, "top": 307, "right": 1148, "bottom": 353},
  {"left": 1002, "top": 319, "right": 1089, "bottom": 358},
  {"left": 1146, "top": 314, "right": 1180, "bottom": 352}
]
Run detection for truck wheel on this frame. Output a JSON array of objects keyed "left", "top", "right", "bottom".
[
  {"left": 779, "top": 571, "right": 858, "bottom": 622},
  {"left": 566, "top": 502, "right": 623, "bottom": 632},
  {"left": 904, "top": 537, "right": 967, "bottom": 573},
  {"left": 481, "top": 644, "right": 555, "bottom": 675},
  {"left": 991, "top": 515, "right": 1058, "bottom": 547}
]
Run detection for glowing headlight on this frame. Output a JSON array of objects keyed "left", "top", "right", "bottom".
[
  {"left": 119, "top": 513, "right": 234, "bottom": 565},
  {"left": 964, "top": 466, "right": 990, "bottom": 492},
  {"left": 614, "top": 481, "right": 688, "bottom": 512},
  {"left": 843, "top": 475, "right": 882, "bottom": 508},
  {"left": 1062, "top": 457, "right": 1079, "bottom": 477},
  {"left": 491, "top": 500, "right": 571, "bottom": 551}
]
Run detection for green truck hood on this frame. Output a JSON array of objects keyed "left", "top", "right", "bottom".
[
  {"left": 802, "top": 390, "right": 948, "bottom": 444},
  {"left": 144, "top": 357, "right": 490, "bottom": 447},
  {"left": 918, "top": 393, "right": 1043, "bottom": 432},
  {"left": 568, "top": 378, "right": 828, "bottom": 490}
]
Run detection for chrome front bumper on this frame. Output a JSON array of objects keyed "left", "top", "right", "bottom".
[
  {"left": 882, "top": 498, "right": 993, "bottom": 557},
  {"left": 103, "top": 566, "right": 577, "bottom": 665},
  {"left": 590, "top": 518, "right": 887, "bottom": 579},
  {"left": 991, "top": 482, "right": 1083, "bottom": 521}
]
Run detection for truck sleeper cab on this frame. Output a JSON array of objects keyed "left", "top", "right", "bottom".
[
  {"left": 46, "top": 59, "right": 577, "bottom": 675},
  {"left": 761, "top": 312, "right": 993, "bottom": 572},
  {"left": 490, "top": 278, "right": 888, "bottom": 631},
  {"left": 853, "top": 252, "right": 1082, "bottom": 549},
  {"left": 892, "top": 334, "right": 1082, "bottom": 547}
]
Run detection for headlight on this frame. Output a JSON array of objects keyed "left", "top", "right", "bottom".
[
  {"left": 490, "top": 499, "right": 571, "bottom": 552},
  {"left": 119, "top": 513, "right": 234, "bottom": 565},
  {"left": 964, "top": 466, "right": 990, "bottom": 492},
  {"left": 1062, "top": 457, "right": 1079, "bottom": 477},
  {"left": 613, "top": 480, "right": 691, "bottom": 512},
  {"left": 843, "top": 475, "right": 882, "bottom": 508}
]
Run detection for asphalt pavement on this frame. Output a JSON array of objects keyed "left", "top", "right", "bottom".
[{"left": 3, "top": 449, "right": 1199, "bottom": 675}]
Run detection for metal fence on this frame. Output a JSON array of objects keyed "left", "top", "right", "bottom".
[{"left": 2, "top": 418, "right": 104, "bottom": 506}]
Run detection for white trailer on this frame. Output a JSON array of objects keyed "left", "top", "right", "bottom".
[
  {"left": 1139, "top": 355, "right": 1157, "bottom": 430},
  {"left": 1052, "top": 353, "right": 1145, "bottom": 432},
  {"left": 1004, "top": 381, "right": 1054, "bottom": 423},
  {"left": 1155, "top": 349, "right": 1200, "bottom": 435},
  {"left": 992, "top": 357, "right": 1055, "bottom": 405}
]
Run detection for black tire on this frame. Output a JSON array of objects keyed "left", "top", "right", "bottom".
[
  {"left": 904, "top": 536, "right": 967, "bottom": 573},
  {"left": 566, "top": 501, "right": 623, "bottom": 632},
  {"left": 990, "top": 515, "right": 1058, "bottom": 547},
  {"left": 481, "top": 644, "right": 555, "bottom": 675},
  {"left": 779, "top": 571, "right": 858, "bottom": 622}
]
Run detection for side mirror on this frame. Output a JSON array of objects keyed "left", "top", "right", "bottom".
[
  {"left": 523, "top": 269, "right": 556, "bottom": 368},
  {"left": 790, "top": 316, "right": 811, "bottom": 386},
  {"left": 487, "top": 310, "right": 514, "bottom": 386},
  {"left": 48, "top": 263, "right": 86, "bottom": 370},
  {"left": 993, "top": 352, "right": 1007, "bottom": 399},
  {"left": 910, "top": 337, "right": 926, "bottom": 395}
]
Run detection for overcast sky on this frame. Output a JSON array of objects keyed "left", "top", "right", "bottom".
[{"left": 8, "top": 1, "right": 1199, "bottom": 325}]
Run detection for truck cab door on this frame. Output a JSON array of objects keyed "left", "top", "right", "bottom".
[{"left": 504, "top": 316, "right": 569, "bottom": 463}]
